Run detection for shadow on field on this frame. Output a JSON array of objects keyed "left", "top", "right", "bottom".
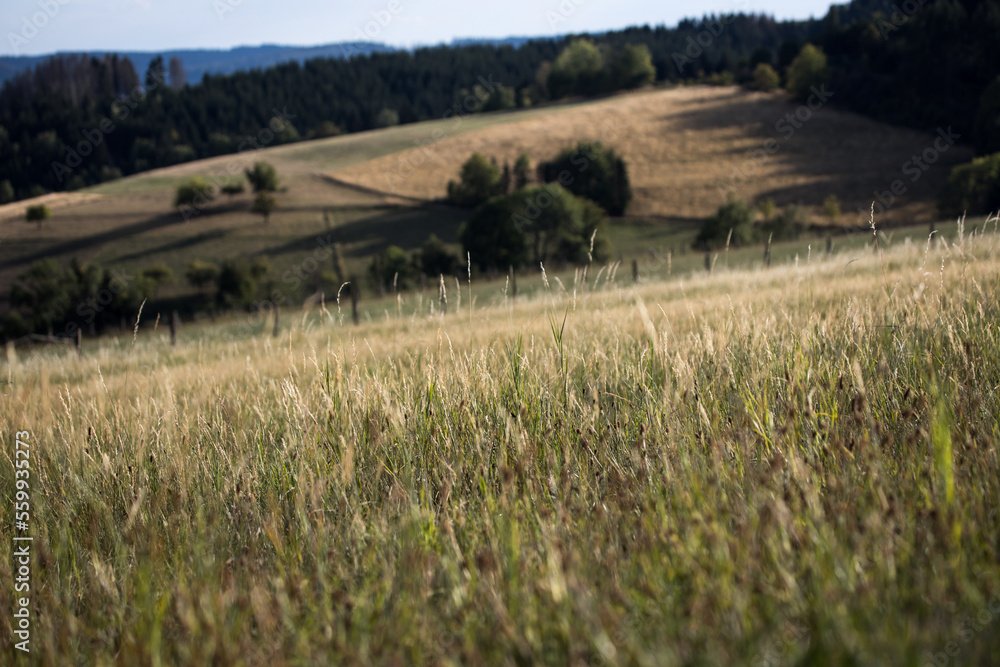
[
  {"left": 111, "top": 229, "right": 232, "bottom": 262},
  {"left": 5, "top": 208, "right": 210, "bottom": 269},
  {"left": 261, "top": 205, "right": 469, "bottom": 260}
]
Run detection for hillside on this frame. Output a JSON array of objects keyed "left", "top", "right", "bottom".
[
  {"left": 0, "top": 85, "right": 974, "bottom": 320},
  {"left": 335, "top": 86, "right": 972, "bottom": 224}
]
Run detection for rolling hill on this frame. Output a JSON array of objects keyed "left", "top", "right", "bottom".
[{"left": 0, "top": 85, "right": 974, "bottom": 319}]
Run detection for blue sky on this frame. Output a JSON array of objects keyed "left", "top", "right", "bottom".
[{"left": 3, "top": 0, "right": 835, "bottom": 56}]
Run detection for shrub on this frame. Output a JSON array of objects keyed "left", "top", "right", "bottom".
[
  {"left": 762, "top": 205, "right": 806, "bottom": 241},
  {"left": 174, "top": 177, "right": 216, "bottom": 209},
  {"left": 749, "top": 63, "right": 780, "bottom": 92},
  {"left": 370, "top": 246, "right": 412, "bottom": 290},
  {"left": 221, "top": 181, "right": 245, "bottom": 198},
  {"left": 375, "top": 108, "right": 400, "bottom": 128},
  {"left": 186, "top": 260, "right": 219, "bottom": 296},
  {"left": 447, "top": 153, "right": 505, "bottom": 208},
  {"left": 785, "top": 44, "right": 827, "bottom": 101},
  {"left": 0, "top": 179, "right": 14, "bottom": 204},
  {"left": 418, "top": 234, "right": 458, "bottom": 277},
  {"left": 9, "top": 258, "right": 69, "bottom": 334},
  {"left": 696, "top": 198, "right": 755, "bottom": 250},
  {"left": 215, "top": 261, "right": 257, "bottom": 309},
  {"left": 25, "top": 203, "right": 51, "bottom": 228},
  {"left": 537, "top": 142, "right": 632, "bottom": 216},
  {"left": 939, "top": 153, "right": 1000, "bottom": 217},
  {"left": 244, "top": 162, "right": 278, "bottom": 193}
]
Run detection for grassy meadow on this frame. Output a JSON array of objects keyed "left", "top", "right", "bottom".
[{"left": 2, "top": 218, "right": 999, "bottom": 665}]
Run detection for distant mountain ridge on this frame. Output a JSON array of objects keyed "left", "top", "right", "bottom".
[{"left": 0, "top": 42, "right": 397, "bottom": 86}]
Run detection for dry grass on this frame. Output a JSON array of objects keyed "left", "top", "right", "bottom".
[
  {"left": 335, "top": 86, "right": 973, "bottom": 225},
  {"left": 1, "top": 222, "right": 999, "bottom": 664}
]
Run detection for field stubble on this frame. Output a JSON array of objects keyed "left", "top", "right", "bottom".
[{"left": 1, "top": 224, "right": 999, "bottom": 665}]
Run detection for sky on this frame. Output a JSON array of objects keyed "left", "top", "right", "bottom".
[{"left": 2, "top": 0, "right": 836, "bottom": 57}]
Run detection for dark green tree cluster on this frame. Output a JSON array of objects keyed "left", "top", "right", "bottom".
[
  {"left": 451, "top": 142, "right": 627, "bottom": 271},
  {"left": 548, "top": 40, "right": 656, "bottom": 99},
  {"left": 1, "top": 258, "right": 164, "bottom": 341},
  {"left": 695, "top": 197, "right": 805, "bottom": 250},
  {"left": 368, "top": 235, "right": 460, "bottom": 292},
  {"left": 536, "top": 142, "right": 632, "bottom": 216},
  {"left": 939, "top": 152, "right": 1000, "bottom": 217}
]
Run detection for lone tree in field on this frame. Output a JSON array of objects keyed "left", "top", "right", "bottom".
[
  {"left": 252, "top": 191, "right": 277, "bottom": 225},
  {"left": 447, "top": 153, "right": 505, "bottom": 208},
  {"left": 245, "top": 161, "right": 279, "bottom": 193},
  {"left": 26, "top": 204, "right": 51, "bottom": 229},
  {"left": 537, "top": 142, "right": 632, "bottom": 216}
]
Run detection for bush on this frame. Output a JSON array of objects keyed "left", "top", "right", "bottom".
[
  {"left": 25, "top": 203, "right": 51, "bottom": 227},
  {"left": 939, "top": 153, "right": 1000, "bottom": 217},
  {"left": 418, "top": 234, "right": 458, "bottom": 277},
  {"left": 786, "top": 44, "right": 827, "bottom": 101},
  {"left": 375, "top": 108, "right": 400, "bottom": 129},
  {"left": 823, "top": 195, "right": 842, "bottom": 223},
  {"left": 370, "top": 246, "right": 412, "bottom": 290},
  {"left": 9, "top": 258, "right": 69, "bottom": 334},
  {"left": 244, "top": 162, "right": 278, "bottom": 193},
  {"left": 221, "top": 181, "right": 245, "bottom": 198},
  {"left": 174, "top": 177, "right": 216, "bottom": 208},
  {"left": 762, "top": 205, "right": 806, "bottom": 242},
  {"left": 447, "top": 154, "right": 505, "bottom": 208},
  {"left": 696, "top": 198, "right": 755, "bottom": 250},
  {"left": 185, "top": 260, "right": 219, "bottom": 295},
  {"left": 537, "top": 142, "right": 632, "bottom": 216},
  {"left": 216, "top": 261, "right": 257, "bottom": 309},
  {"left": 749, "top": 63, "right": 780, "bottom": 92}
]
